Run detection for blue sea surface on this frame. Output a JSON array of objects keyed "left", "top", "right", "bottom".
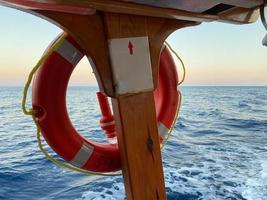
[{"left": 0, "top": 86, "right": 267, "bottom": 200}]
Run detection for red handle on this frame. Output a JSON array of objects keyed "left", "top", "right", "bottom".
[{"left": 96, "top": 92, "right": 116, "bottom": 140}]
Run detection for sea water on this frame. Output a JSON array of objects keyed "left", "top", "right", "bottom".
[{"left": 0, "top": 86, "right": 266, "bottom": 200}]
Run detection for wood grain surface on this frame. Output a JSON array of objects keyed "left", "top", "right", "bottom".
[{"left": 112, "top": 92, "right": 166, "bottom": 200}]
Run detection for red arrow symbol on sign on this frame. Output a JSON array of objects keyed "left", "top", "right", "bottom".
[{"left": 128, "top": 41, "right": 133, "bottom": 55}]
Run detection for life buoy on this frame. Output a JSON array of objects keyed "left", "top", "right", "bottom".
[{"left": 32, "top": 34, "right": 179, "bottom": 172}]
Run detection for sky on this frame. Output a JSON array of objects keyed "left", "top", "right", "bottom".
[{"left": 0, "top": 6, "right": 266, "bottom": 86}]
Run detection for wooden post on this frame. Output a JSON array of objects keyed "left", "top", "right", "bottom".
[
  {"left": 112, "top": 92, "right": 166, "bottom": 199},
  {"left": 103, "top": 13, "right": 176, "bottom": 199}
]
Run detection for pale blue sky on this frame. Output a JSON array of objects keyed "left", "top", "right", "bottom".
[{"left": 0, "top": 6, "right": 266, "bottom": 86}]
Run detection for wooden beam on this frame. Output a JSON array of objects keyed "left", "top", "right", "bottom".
[
  {"left": 112, "top": 92, "right": 166, "bottom": 199},
  {"left": 35, "top": 10, "right": 115, "bottom": 97},
  {"left": 103, "top": 14, "right": 168, "bottom": 199}
]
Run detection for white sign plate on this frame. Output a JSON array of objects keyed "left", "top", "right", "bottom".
[{"left": 108, "top": 36, "right": 154, "bottom": 95}]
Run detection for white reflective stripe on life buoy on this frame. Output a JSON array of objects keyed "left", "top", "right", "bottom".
[
  {"left": 70, "top": 143, "right": 94, "bottom": 168},
  {"left": 55, "top": 39, "right": 83, "bottom": 66},
  {"left": 158, "top": 122, "right": 170, "bottom": 137}
]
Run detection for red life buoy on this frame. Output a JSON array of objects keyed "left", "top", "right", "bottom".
[{"left": 32, "top": 34, "right": 179, "bottom": 173}]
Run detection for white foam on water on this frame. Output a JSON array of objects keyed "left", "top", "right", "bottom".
[
  {"left": 75, "top": 177, "right": 125, "bottom": 200},
  {"left": 242, "top": 159, "right": 267, "bottom": 200},
  {"left": 164, "top": 165, "right": 217, "bottom": 200},
  {"left": 75, "top": 146, "right": 267, "bottom": 200}
]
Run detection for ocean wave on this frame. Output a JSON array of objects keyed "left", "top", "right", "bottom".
[
  {"left": 191, "top": 130, "right": 223, "bottom": 137},
  {"left": 223, "top": 118, "right": 267, "bottom": 130},
  {"left": 238, "top": 101, "right": 251, "bottom": 109}
]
